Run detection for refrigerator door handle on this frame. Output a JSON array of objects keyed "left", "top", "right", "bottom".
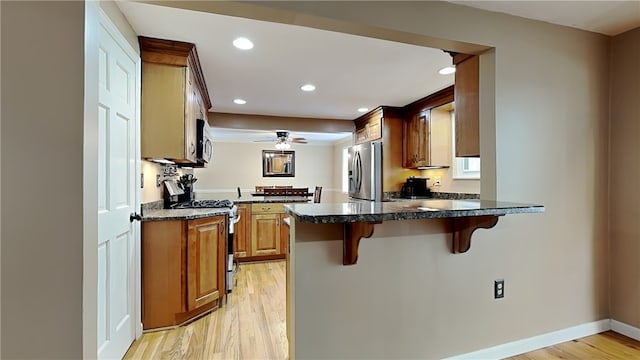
[{"left": 354, "top": 151, "right": 362, "bottom": 193}]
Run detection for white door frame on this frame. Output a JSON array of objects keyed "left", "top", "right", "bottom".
[{"left": 83, "top": 3, "right": 142, "bottom": 358}]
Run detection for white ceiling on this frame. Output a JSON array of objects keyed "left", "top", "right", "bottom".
[{"left": 117, "top": 1, "right": 640, "bottom": 144}]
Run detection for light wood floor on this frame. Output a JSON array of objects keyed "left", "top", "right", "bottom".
[
  {"left": 507, "top": 331, "right": 640, "bottom": 359},
  {"left": 124, "top": 261, "right": 288, "bottom": 360},
  {"left": 124, "top": 260, "right": 640, "bottom": 359}
]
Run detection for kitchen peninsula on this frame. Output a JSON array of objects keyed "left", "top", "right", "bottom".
[{"left": 284, "top": 198, "right": 544, "bottom": 359}]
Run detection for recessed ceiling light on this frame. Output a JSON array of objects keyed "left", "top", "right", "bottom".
[
  {"left": 438, "top": 66, "right": 456, "bottom": 75},
  {"left": 233, "top": 98, "right": 247, "bottom": 105},
  {"left": 300, "top": 84, "right": 316, "bottom": 92},
  {"left": 357, "top": 108, "right": 369, "bottom": 113},
  {"left": 232, "top": 37, "right": 254, "bottom": 50}
]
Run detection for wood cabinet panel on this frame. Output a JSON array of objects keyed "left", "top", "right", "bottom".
[
  {"left": 234, "top": 204, "right": 251, "bottom": 258},
  {"left": 141, "top": 215, "right": 226, "bottom": 330},
  {"left": 251, "top": 203, "right": 285, "bottom": 214},
  {"left": 454, "top": 54, "right": 480, "bottom": 157},
  {"left": 187, "top": 216, "right": 226, "bottom": 311},
  {"left": 403, "top": 110, "right": 430, "bottom": 168},
  {"left": 252, "top": 214, "right": 280, "bottom": 256},
  {"left": 141, "top": 220, "right": 185, "bottom": 330},
  {"left": 141, "top": 63, "right": 188, "bottom": 161}
]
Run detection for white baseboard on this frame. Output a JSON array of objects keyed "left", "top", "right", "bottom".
[
  {"left": 443, "top": 319, "right": 611, "bottom": 360},
  {"left": 611, "top": 319, "right": 640, "bottom": 341}
]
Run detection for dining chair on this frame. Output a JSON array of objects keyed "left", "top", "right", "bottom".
[{"left": 313, "top": 186, "right": 322, "bottom": 203}]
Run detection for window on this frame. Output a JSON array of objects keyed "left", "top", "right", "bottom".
[
  {"left": 342, "top": 147, "right": 349, "bottom": 192},
  {"left": 450, "top": 111, "right": 481, "bottom": 179}
]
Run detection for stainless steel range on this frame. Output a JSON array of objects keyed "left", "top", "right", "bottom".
[{"left": 171, "top": 198, "right": 239, "bottom": 293}]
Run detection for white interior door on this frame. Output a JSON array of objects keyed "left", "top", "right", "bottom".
[{"left": 97, "top": 13, "right": 139, "bottom": 360}]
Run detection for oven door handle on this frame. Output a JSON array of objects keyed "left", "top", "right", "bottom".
[{"left": 233, "top": 213, "right": 241, "bottom": 224}]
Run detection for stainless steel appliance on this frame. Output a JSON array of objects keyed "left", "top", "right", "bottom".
[
  {"left": 170, "top": 198, "right": 240, "bottom": 294},
  {"left": 348, "top": 141, "right": 382, "bottom": 201},
  {"left": 195, "top": 119, "right": 213, "bottom": 165}
]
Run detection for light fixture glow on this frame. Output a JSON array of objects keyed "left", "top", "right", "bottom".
[
  {"left": 357, "top": 107, "right": 369, "bottom": 113},
  {"left": 233, "top": 98, "right": 247, "bottom": 105},
  {"left": 300, "top": 84, "right": 316, "bottom": 92},
  {"left": 438, "top": 66, "right": 456, "bottom": 75},
  {"left": 149, "top": 158, "right": 175, "bottom": 165},
  {"left": 275, "top": 141, "right": 291, "bottom": 150},
  {"left": 233, "top": 37, "right": 254, "bottom": 50}
]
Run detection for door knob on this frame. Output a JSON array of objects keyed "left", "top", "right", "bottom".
[{"left": 130, "top": 213, "right": 142, "bottom": 222}]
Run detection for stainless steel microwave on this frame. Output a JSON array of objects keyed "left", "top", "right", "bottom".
[{"left": 196, "top": 119, "right": 213, "bottom": 165}]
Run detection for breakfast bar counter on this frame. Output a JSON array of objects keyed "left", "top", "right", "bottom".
[
  {"left": 284, "top": 199, "right": 543, "bottom": 224},
  {"left": 284, "top": 199, "right": 544, "bottom": 264}
]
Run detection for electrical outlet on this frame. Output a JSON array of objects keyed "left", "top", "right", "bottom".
[
  {"left": 434, "top": 176, "right": 441, "bottom": 187},
  {"left": 494, "top": 279, "right": 504, "bottom": 299}
]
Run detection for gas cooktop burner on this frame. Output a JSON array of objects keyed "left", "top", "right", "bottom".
[{"left": 171, "top": 199, "right": 234, "bottom": 209}]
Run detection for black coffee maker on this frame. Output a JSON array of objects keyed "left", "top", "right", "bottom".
[
  {"left": 401, "top": 176, "right": 431, "bottom": 198},
  {"left": 177, "top": 174, "right": 197, "bottom": 202}
]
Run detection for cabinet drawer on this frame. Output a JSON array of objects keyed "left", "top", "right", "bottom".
[{"left": 251, "top": 203, "right": 284, "bottom": 214}]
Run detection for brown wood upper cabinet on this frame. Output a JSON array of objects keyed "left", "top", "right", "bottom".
[
  {"left": 453, "top": 53, "right": 480, "bottom": 157},
  {"left": 354, "top": 107, "right": 383, "bottom": 144},
  {"left": 402, "top": 86, "right": 454, "bottom": 169},
  {"left": 354, "top": 106, "right": 419, "bottom": 192},
  {"left": 403, "top": 110, "right": 430, "bottom": 168},
  {"left": 139, "top": 36, "right": 212, "bottom": 164}
]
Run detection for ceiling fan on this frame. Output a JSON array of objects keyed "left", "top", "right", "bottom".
[{"left": 254, "top": 130, "right": 308, "bottom": 149}]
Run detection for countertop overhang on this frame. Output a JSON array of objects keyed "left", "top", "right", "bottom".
[
  {"left": 284, "top": 199, "right": 544, "bottom": 265},
  {"left": 284, "top": 199, "right": 544, "bottom": 224}
]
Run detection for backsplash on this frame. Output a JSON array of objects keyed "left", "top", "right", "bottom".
[{"left": 141, "top": 160, "right": 193, "bottom": 203}]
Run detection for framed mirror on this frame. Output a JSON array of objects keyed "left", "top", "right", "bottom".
[{"left": 262, "top": 150, "right": 295, "bottom": 177}]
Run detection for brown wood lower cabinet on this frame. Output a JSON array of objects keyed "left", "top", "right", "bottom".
[
  {"left": 234, "top": 202, "right": 292, "bottom": 262},
  {"left": 142, "top": 215, "right": 227, "bottom": 330},
  {"left": 234, "top": 204, "right": 251, "bottom": 258},
  {"left": 251, "top": 213, "right": 281, "bottom": 255}
]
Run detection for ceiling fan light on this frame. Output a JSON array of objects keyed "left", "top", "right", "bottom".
[{"left": 275, "top": 141, "right": 291, "bottom": 150}]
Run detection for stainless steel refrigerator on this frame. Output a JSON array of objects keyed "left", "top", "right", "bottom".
[{"left": 348, "top": 141, "right": 382, "bottom": 201}]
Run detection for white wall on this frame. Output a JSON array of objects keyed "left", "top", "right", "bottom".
[{"left": 194, "top": 141, "right": 335, "bottom": 193}]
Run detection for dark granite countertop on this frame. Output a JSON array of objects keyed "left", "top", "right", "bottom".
[
  {"left": 141, "top": 207, "right": 232, "bottom": 222},
  {"left": 284, "top": 199, "right": 544, "bottom": 224},
  {"left": 196, "top": 192, "right": 310, "bottom": 204},
  {"left": 140, "top": 192, "right": 310, "bottom": 221}
]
